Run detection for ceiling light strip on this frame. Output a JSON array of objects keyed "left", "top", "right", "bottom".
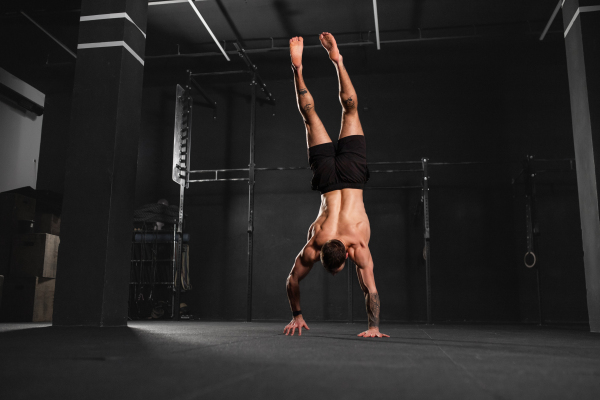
[
  {"left": 80, "top": 13, "right": 146, "bottom": 38},
  {"left": 186, "top": 0, "right": 230, "bottom": 61},
  {"left": 539, "top": 0, "right": 562, "bottom": 41},
  {"left": 564, "top": 5, "right": 600, "bottom": 37},
  {"left": 77, "top": 41, "right": 145, "bottom": 65},
  {"left": 372, "top": 0, "right": 381, "bottom": 50},
  {"left": 149, "top": 0, "right": 208, "bottom": 5}
]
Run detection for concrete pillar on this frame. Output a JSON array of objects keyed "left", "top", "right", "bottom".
[
  {"left": 52, "top": 0, "right": 147, "bottom": 326},
  {"left": 562, "top": 0, "right": 600, "bottom": 332}
]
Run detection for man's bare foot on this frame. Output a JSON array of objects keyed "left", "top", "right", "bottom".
[
  {"left": 290, "top": 36, "right": 304, "bottom": 69},
  {"left": 319, "top": 32, "right": 341, "bottom": 64}
]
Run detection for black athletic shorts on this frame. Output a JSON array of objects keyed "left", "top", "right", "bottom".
[{"left": 308, "top": 135, "right": 370, "bottom": 194}]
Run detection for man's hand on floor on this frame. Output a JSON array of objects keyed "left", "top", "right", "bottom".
[
  {"left": 358, "top": 328, "right": 390, "bottom": 338},
  {"left": 283, "top": 316, "right": 310, "bottom": 336}
]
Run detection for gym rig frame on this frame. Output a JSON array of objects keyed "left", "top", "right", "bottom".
[
  {"left": 170, "top": 43, "right": 435, "bottom": 323},
  {"left": 171, "top": 46, "right": 578, "bottom": 326}
]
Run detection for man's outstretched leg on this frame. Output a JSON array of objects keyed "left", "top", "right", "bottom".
[
  {"left": 290, "top": 36, "right": 331, "bottom": 148},
  {"left": 319, "top": 32, "right": 364, "bottom": 140}
]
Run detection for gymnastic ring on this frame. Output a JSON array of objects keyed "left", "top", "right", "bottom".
[{"left": 524, "top": 251, "right": 536, "bottom": 268}]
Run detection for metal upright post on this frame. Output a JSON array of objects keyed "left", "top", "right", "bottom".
[
  {"left": 171, "top": 77, "right": 192, "bottom": 321},
  {"left": 347, "top": 258, "right": 353, "bottom": 323},
  {"left": 174, "top": 182, "right": 185, "bottom": 321},
  {"left": 422, "top": 158, "right": 432, "bottom": 324},
  {"left": 246, "top": 74, "right": 257, "bottom": 322},
  {"left": 524, "top": 155, "right": 542, "bottom": 325}
]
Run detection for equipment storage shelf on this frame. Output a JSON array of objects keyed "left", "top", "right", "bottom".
[{"left": 128, "top": 226, "right": 189, "bottom": 320}]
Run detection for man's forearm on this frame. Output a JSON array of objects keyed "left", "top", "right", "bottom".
[
  {"left": 365, "top": 292, "right": 380, "bottom": 329},
  {"left": 286, "top": 276, "right": 301, "bottom": 312}
]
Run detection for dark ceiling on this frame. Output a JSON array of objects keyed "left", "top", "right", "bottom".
[{"left": 0, "top": 0, "right": 566, "bottom": 93}]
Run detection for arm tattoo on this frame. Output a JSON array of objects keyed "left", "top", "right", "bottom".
[
  {"left": 343, "top": 96, "right": 355, "bottom": 109},
  {"left": 366, "top": 292, "right": 380, "bottom": 329},
  {"left": 299, "top": 88, "right": 308, "bottom": 97},
  {"left": 303, "top": 103, "right": 313, "bottom": 112}
]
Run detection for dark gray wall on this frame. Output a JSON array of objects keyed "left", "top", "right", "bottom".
[{"left": 34, "top": 36, "right": 589, "bottom": 324}]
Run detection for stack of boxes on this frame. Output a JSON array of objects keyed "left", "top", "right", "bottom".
[{"left": 0, "top": 192, "right": 60, "bottom": 322}]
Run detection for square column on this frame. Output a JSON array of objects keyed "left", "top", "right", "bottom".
[
  {"left": 562, "top": 0, "right": 600, "bottom": 332},
  {"left": 52, "top": 0, "right": 147, "bottom": 326}
]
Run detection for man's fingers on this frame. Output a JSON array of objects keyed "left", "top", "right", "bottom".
[
  {"left": 291, "top": 326, "right": 296, "bottom": 336},
  {"left": 383, "top": 334, "right": 390, "bottom": 337},
  {"left": 299, "top": 326, "right": 302, "bottom": 336},
  {"left": 303, "top": 322, "right": 310, "bottom": 330}
]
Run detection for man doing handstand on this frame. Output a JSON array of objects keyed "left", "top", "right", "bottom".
[{"left": 283, "top": 33, "right": 389, "bottom": 338}]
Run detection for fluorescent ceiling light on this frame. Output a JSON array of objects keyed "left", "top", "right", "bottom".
[{"left": 186, "top": 0, "right": 230, "bottom": 61}]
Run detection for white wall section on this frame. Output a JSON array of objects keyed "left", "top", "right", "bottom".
[{"left": 0, "top": 68, "right": 45, "bottom": 193}]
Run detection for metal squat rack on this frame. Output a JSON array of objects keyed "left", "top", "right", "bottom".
[{"left": 172, "top": 43, "right": 434, "bottom": 324}]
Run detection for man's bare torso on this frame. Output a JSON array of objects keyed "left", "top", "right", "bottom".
[{"left": 306, "top": 188, "right": 370, "bottom": 261}]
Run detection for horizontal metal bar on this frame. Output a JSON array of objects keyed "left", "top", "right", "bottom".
[
  {"left": 366, "top": 186, "right": 423, "bottom": 190},
  {"left": 255, "top": 167, "right": 309, "bottom": 171},
  {"left": 534, "top": 158, "right": 575, "bottom": 162},
  {"left": 428, "top": 161, "right": 511, "bottom": 166},
  {"left": 535, "top": 168, "right": 576, "bottom": 174},
  {"left": 129, "top": 282, "right": 174, "bottom": 285},
  {"left": 190, "top": 78, "right": 217, "bottom": 108},
  {"left": 191, "top": 166, "right": 423, "bottom": 174},
  {"left": 188, "top": 178, "right": 249, "bottom": 182},
  {"left": 191, "top": 70, "right": 250, "bottom": 77},
  {"left": 370, "top": 169, "right": 423, "bottom": 173},
  {"left": 190, "top": 168, "right": 249, "bottom": 173},
  {"left": 367, "top": 161, "right": 422, "bottom": 165}
]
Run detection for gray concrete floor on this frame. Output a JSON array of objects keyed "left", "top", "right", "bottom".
[{"left": 1, "top": 321, "right": 599, "bottom": 399}]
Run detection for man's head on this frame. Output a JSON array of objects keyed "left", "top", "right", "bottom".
[{"left": 320, "top": 239, "right": 347, "bottom": 275}]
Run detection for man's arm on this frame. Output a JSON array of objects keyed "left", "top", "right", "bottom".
[
  {"left": 353, "top": 245, "right": 390, "bottom": 338},
  {"left": 283, "top": 244, "right": 316, "bottom": 336}
]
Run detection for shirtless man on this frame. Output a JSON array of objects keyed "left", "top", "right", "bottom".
[{"left": 283, "top": 33, "right": 389, "bottom": 338}]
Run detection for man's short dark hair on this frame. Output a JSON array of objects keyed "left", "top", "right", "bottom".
[{"left": 321, "top": 239, "right": 346, "bottom": 273}]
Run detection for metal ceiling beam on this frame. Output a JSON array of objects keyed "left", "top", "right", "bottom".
[
  {"left": 145, "top": 34, "right": 475, "bottom": 60},
  {"left": 20, "top": 11, "right": 77, "bottom": 58},
  {"left": 232, "top": 42, "right": 275, "bottom": 105},
  {"left": 214, "top": 0, "right": 246, "bottom": 48},
  {"left": 539, "top": 0, "right": 562, "bottom": 41},
  {"left": 1, "top": 1, "right": 209, "bottom": 16}
]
